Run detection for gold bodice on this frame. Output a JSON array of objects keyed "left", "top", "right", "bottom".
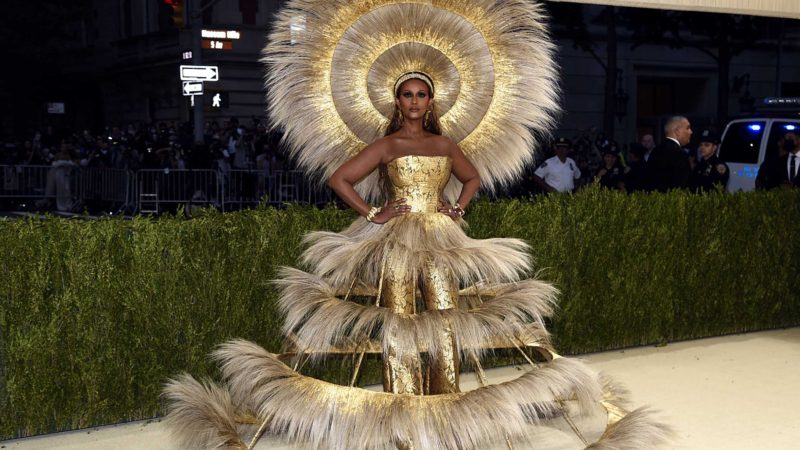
[{"left": 386, "top": 155, "right": 452, "bottom": 213}]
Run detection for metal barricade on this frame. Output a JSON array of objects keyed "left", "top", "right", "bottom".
[
  {"left": 266, "top": 170, "right": 303, "bottom": 206},
  {"left": 1, "top": 164, "right": 81, "bottom": 211},
  {"left": 136, "top": 169, "right": 218, "bottom": 215},
  {"left": 78, "top": 168, "right": 132, "bottom": 211},
  {"left": 220, "top": 169, "right": 335, "bottom": 210},
  {"left": 221, "top": 169, "right": 267, "bottom": 211},
  {"left": 274, "top": 170, "right": 335, "bottom": 206},
  {"left": 288, "top": 171, "right": 335, "bottom": 206},
  {"left": 1, "top": 165, "right": 334, "bottom": 215}
]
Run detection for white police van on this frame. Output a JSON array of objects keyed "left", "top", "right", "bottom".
[{"left": 718, "top": 99, "right": 800, "bottom": 192}]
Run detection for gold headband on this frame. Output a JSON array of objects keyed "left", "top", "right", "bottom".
[{"left": 393, "top": 71, "right": 435, "bottom": 96}]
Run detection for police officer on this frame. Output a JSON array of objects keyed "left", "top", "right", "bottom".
[
  {"left": 595, "top": 140, "right": 625, "bottom": 190},
  {"left": 533, "top": 137, "right": 582, "bottom": 193},
  {"left": 689, "top": 129, "right": 729, "bottom": 192}
]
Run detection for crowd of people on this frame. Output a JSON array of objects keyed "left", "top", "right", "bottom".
[
  {"left": 3, "top": 115, "right": 799, "bottom": 212},
  {"left": 524, "top": 115, "right": 800, "bottom": 195},
  {"left": 0, "top": 118, "right": 289, "bottom": 174}
]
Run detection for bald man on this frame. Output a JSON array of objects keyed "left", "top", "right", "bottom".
[{"left": 648, "top": 116, "right": 692, "bottom": 191}]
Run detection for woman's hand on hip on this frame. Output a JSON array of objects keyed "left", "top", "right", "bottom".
[
  {"left": 438, "top": 201, "right": 463, "bottom": 221},
  {"left": 371, "top": 198, "right": 410, "bottom": 224}
]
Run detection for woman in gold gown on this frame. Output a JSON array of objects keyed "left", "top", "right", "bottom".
[
  {"left": 164, "top": 1, "right": 671, "bottom": 448},
  {"left": 164, "top": 71, "right": 670, "bottom": 450},
  {"left": 325, "top": 72, "right": 484, "bottom": 395}
]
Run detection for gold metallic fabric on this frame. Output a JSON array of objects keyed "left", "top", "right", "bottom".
[
  {"left": 421, "top": 257, "right": 460, "bottom": 394},
  {"left": 386, "top": 155, "right": 452, "bottom": 213},
  {"left": 382, "top": 155, "right": 461, "bottom": 394},
  {"left": 382, "top": 251, "right": 423, "bottom": 394}
]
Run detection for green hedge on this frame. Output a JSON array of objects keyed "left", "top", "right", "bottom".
[{"left": 1, "top": 188, "right": 798, "bottom": 439}]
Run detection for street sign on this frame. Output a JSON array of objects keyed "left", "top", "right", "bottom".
[
  {"left": 182, "top": 81, "right": 203, "bottom": 96},
  {"left": 202, "top": 29, "right": 241, "bottom": 40},
  {"left": 180, "top": 65, "right": 219, "bottom": 81}
]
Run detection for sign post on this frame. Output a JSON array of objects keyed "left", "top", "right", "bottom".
[{"left": 191, "top": 0, "right": 203, "bottom": 144}]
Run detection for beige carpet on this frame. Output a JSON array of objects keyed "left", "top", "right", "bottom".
[{"left": 4, "top": 327, "right": 798, "bottom": 449}]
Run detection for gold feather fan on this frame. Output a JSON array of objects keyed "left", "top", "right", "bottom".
[{"left": 262, "top": 0, "right": 561, "bottom": 200}]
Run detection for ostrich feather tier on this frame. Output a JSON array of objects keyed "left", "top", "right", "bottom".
[{"left": 164, "top": 340, "right": 672, "bottom": 450}]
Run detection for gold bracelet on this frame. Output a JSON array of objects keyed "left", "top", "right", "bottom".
[
  {"left": 365, "top": 206, "right": 381, "bottom": 222},
  {"left": 453, "top": 202, "right": 465, "bottom": 217}
]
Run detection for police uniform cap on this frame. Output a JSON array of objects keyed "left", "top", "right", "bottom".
[
  {"left": 554, "top": 137, "right": 571, "bottom": 147},
  {"left": 599, "top": 139, "right": 618, "bottom": 156},
  {"left": 699, "top": 129, "right": 720, "bottom": 144}
]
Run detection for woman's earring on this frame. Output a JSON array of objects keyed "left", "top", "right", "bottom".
[
  {"left": 398, "top": 108, "right": 405, "bottom": 126},
  {"left": 423, "top": 109, "right": 431, "bottom": 127}
]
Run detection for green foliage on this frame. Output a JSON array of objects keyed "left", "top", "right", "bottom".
[
  {"left": 469, "top": 188, "right": 800, "bottom": 353},
  {"left": 1, "top": 189, "right": 798, "bottom": 438}
]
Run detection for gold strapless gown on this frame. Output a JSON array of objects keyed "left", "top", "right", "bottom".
[{"left": 164, "top": 155, "right": 670, "bottom": 450}]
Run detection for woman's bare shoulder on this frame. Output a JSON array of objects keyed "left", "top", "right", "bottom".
[
  {"left": 429, "top": 134, "right": 452, "bottom": 144},
  {"left": 365, "top": 135, "right": 397, "bottom": 162},
  {"left": 430, "top": 135, "right": 462, "bottom": 155}
]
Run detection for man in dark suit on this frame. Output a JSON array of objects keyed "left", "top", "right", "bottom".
[
  {"left": 647, "top": 116, "right": 692, "bottom": 192},
  {"left": 756, "top": 132, "right": 800, "bottom": 189}
]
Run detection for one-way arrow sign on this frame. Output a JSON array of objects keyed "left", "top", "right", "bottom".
[
  {"left": 180, "top": 65, "right": 219, "bottom": 81},
  {"left": 182, "top": 81, "right": 204, "bottom": 96}
]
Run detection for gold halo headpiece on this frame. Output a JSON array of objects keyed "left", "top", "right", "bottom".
[
  {"left": 394, "top": 71, "right": 435, "bottom": 96},
  {"left": 263, "top": 0, "right": 561, "bottom": 200}
]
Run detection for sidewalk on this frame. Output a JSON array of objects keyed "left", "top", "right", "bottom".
[{"left": 4, "top": 327, "right": 799, "bottom": 449}]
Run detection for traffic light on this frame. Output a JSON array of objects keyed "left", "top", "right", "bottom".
[{"left": 163, "top": 0, "right": 185, "bottom": 29}]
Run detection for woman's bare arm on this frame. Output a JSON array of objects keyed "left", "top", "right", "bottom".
[
  {"left": 328, "top": 139, "right": 410, "bottom": 222},
  {"left": 448, "top": 140, "right": 480, "bottom": 209}
]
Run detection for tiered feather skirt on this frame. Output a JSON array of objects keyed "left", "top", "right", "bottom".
[{"left": 164, "top": 210, "right": 670, "bottom": 449}]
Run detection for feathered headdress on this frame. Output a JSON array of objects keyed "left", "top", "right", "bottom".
[{"left": 262, "top": 0, "right": 560, "bottom": 200}]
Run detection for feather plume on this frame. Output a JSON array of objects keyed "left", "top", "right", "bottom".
[
  {"left": 301, "top": 214, "right": 532, "bottom": 289},
  {"left": 163, "top": 344, "right": 673, "bottom": 449},
  {"left": 276, "top": 267, "right": 557, "bottom": 360},
  {"left": 211, "top": 339, "right": 604, "bottom": 450},
  {"left": 585, "top": 407, "right": 674, "bottom": 450},
  {"left": 162, "top": 374, "right": 247, "bottom": 450}
]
